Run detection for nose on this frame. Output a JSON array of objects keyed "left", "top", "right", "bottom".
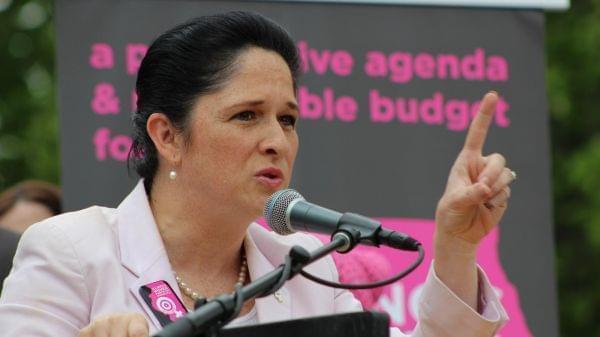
[{"left": 258, "top": 117, "right": 291, "bottom": 157}]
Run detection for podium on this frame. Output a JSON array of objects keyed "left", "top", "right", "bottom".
[{"left": 217, "top": 311, "right": 389, "bottom": 337}]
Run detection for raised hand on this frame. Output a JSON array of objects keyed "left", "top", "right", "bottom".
[
  {"left": 433, "top": 91, "right": 516, "bottom": 310},
  {"left": 435, "top": 91, "right": 516, "bottom": 247}
]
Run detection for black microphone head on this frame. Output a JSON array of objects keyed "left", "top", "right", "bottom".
[{"left": 264, "top": 189, "right": 304, "bottom": 235}]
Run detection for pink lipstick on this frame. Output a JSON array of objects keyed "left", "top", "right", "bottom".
[{"left": 255, "top": 167, "right": 284, "bottom": 189}]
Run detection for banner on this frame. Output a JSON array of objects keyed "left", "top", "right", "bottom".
[{"left": 56, "top": 1, "right": 558, "bottom": 336}]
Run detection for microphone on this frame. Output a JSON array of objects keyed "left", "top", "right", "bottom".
[{"left": 264, "top": 189, "right": 420, "bottom": 251}]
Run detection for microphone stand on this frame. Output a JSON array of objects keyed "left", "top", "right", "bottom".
[{"left": 153, "top": 232, "right": 354, "bottom": 337}]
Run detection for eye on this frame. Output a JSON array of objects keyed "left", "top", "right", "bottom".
[
  {"left": 233, "top": 110, "right": 256, "bottom": 121},
  {"left": 279, "top": 114, "right": 297, "bottom": 128}
]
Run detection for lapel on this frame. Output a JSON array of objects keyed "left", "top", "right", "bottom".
[
  {"left": 245, "top": 224, "right": 292, "bottom": 323},
  {"left": 116, "top": 182, "right": 293, "bottom": 329},
  {"left": 117, "top": 181, "right": 183, "bottom": 332}
]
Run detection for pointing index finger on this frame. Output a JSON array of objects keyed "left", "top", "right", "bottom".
[{"left": 463, "top": 91, "right": 498, "bottom": 153}]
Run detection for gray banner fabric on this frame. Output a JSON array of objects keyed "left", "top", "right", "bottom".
[{"left": 56, "top": 1, "right": 557, "bottom": 336}]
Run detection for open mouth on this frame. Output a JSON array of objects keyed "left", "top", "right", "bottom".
[{"left": 255, "top": 168, "right": 284, "bottom": 188}]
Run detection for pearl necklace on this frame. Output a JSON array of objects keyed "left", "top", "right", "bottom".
[{"left": 174, "top": 251, "right": 248, "bottom": 302}]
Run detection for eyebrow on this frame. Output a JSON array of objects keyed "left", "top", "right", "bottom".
[{"left": 227, "top": 100, "right": 299, "bottom": 112}]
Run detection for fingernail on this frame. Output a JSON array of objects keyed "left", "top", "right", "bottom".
[{"left": 488, "top": 90, "right": 498, "bottom": 96}]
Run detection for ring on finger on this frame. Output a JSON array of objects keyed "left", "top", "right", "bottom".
[{"left": 510, "top": 170, "right": 517, "bottom": 181}]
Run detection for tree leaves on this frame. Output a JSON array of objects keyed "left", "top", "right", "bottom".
[{"left": 547, "top": 0, "right": 600, "bottom": 334}]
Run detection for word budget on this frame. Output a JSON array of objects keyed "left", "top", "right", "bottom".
[{"left": 370, "top": 91, "right": 510, "bottom": 130}]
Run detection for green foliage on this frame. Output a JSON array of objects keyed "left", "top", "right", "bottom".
[
  {"left": 547, "top": 0, "right": 600, "bottom": 335},
  {"left": 0, "top": 0, "right": 59, "bottom": 188},
  {"left": 0, "top": 0, "right": 598, "bottom": 335}
]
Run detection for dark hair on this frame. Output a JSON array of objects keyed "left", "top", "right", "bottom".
[
  {"left": 129, "top": 11, "right": 300, "bottom": 192},
  {"left": 0, "top": 180, "right": 62, "bottom": 218}
]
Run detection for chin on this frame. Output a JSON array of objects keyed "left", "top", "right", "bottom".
[
  {"left": 249, "top": 184, "right": 287, "bottom": 218},
  {"left": 255, "top": 194, "right": 270, "bottom": 213}
]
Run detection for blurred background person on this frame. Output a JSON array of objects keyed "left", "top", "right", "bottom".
[
  {"left": 0, "top": 180, "right": 62, "bottom": 234},
  {"left": 0, "top": 227, "right": 19, "bottom": 293}
]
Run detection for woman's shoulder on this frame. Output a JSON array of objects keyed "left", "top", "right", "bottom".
[
  {"left": 18, "top": 206, "right": 119, "bottom": 259},
  {"left": 27, "top": 205, "right": 115, "bottom": 235}
]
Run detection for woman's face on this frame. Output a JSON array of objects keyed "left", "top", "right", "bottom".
[{"left": 178, "top": 47, "right": 299, "bottom": 219}]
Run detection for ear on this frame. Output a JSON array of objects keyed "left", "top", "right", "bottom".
[{"left": 146, "top": 113, "right": 184, "bottom": 166}]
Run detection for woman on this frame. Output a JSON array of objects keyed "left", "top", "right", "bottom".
[
  {"left": 0, "top": 228, "right": 20, "bottom": 287},
  {"left": 0, "top": 12, "right": 514, "bottom": 337}
]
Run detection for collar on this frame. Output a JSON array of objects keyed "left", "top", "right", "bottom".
[
  {"left": 117, "top": 180, "right": 164, "bottom": 277},
  {"left": 116, "top": 181, "right": 291, "bottom": 329}
]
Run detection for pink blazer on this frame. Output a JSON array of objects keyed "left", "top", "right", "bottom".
[{"left": 0, "top": 181, "right": 507, "bottom": 337}]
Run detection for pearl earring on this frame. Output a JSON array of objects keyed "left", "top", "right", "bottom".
[{"left": 169, "top": 170, "right": 177, "bottom": 180}]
